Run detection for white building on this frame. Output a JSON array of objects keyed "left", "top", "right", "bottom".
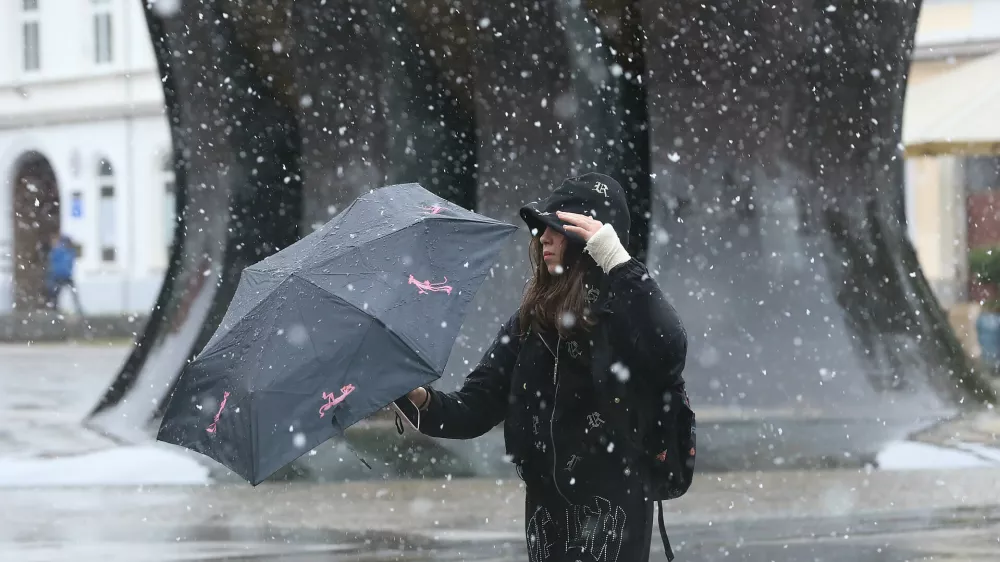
[{"left": 0, "top": 0, "right": 172, "bottom": 316}]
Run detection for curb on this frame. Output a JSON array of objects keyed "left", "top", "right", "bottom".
[{"left": 0, "top": 312, "right": 147, "bottom": 342}]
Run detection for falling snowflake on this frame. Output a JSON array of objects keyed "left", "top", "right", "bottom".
[{"left": 610, "top": 362, "right": 630, "bottom": 383}]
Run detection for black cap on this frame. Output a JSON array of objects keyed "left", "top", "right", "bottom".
[{"left": 519, "top": 172, "right": 630, "bottom": 246}]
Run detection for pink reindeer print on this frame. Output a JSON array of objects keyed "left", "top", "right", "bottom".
[
  {"left": 319, "top": 384, "right": 356, "bottom": 418},
  {"left": 422, "top": 204, "right": 444, "bottom": 214},
  {"left": 408, "top": 274, "right": 453, "bottom": 295},
  {"left": 206, "top": 391, "right": 230, "bottom": 434}
]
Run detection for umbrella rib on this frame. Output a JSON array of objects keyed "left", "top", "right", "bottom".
[
  {"left": 290, "top": 274, "right": 440, "bottom": 377},
  {"left": 327, "top": 315, "right": 377, "bottom": 405},
  {"left": 261, "top": 214, "right": 512, "bottom": 274},
  {"left": 314, "top": 213, "right": 509, "bottom": 263},
  {"left": 199, "top": 272, "right": 293, "bottom": 361},
  {"left": 419, "top": 221, "right": 438, "bottom": 290},
  {"left": 250, "top": 392, "right": 260, "bottom": 484},
  {"left": 321, "top": 215, "right": 426, "bottom": 254},
  {"left": 249, "top": 219, "right": 419, "bottom": 274},
  {"left": 246, "top": 197, "right": 362, "bottom": 273},
  {"left": 423, "top": 214, "right": 509, "bottom": 226},
  {"left": 287, "top": 276, "right": 322, "bottom": 360},
  {"left": 247, "top": 286, "right": 285, "bottom": 395}
]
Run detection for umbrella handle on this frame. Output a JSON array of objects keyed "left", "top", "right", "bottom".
[{"left": 390, "top": 401, "right": 420, "bottom": 433}]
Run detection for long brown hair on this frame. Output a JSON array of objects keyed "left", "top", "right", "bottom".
[{"left": 518, "top": 235, "right": 596, "bottom": 338}]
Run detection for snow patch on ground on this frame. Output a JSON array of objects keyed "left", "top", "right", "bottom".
[
  {"left": 0, "top": 445, "right": 210, "bottom": 488},
  {"left": 422, "top": 529, "right": 523, "bottom": 543},
  {"left": 876, "top": 441, "right": 1000, "bottom": 471},
  {"left": 951, "top": 441, "right": 1000, "bottom": 463}
]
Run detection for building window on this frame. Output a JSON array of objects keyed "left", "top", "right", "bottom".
[
  {"left": 97, "top": 158, "right": 117, "bottom": 263},
  {"left": 962, "top": 156, "right": 1000, "bottom": 194},
  {"left": 21, "top": 0, "right": 40, "bottom": 72},
  {"left": 92, "top": 0, "right": 113, "bottom": 64},
  {"left": 162, "top": 155, "right": 176, "bottom": 261}
]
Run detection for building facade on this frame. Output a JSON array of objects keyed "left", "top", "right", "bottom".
[
  {"left": 0, "top": 0, "right": 172, "bottom": 316},
  {"left": 904, "top": 0, "right": 1000, "bottom": 310},
  {"left": 1, "top": 0, "right": 996, "bottom": 318}
]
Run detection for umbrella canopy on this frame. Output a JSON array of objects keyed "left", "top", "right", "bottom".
[
  {"left": 156, "top": 183, "right": 517, "bottom": 484},
  {"left": 904, "top": 50, "right": 1000, "bottom": 157}
]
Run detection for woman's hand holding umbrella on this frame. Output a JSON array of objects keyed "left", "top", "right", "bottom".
[{"left": 406, "top": 387, "right": 430, "bottom": 410}]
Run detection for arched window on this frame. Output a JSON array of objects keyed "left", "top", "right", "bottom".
[
  {"left": 161, "top": 154, "right": 176, "bottom": 261},
  {"left": 97, "top": 157, "right": 116, "bottom": 262},
  {"left": 91, "top": 0, "right": 113, "bottom": 64}
]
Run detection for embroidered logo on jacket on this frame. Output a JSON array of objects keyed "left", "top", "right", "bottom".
[
  {"left": 586, "top": 412, "right": 606, "bottom": 429},
  {"left": 565, "top": 454, "right": 583, "bottom": 471}
]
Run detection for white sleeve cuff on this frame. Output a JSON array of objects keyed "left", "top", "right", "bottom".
[{"left": 585, "top": 223, "right": 631, "bottom": 273}]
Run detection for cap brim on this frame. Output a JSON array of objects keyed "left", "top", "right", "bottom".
[{"left": 518, "top": 205, "right": 586, "bottom": 244}]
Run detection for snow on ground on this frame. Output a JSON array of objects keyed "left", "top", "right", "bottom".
[
  {"left": 0, "top": 444, "right": 209, "bottom": 488},
  {"left": 0, "top": 344, "right": 212, "bottom": 488},
  {"left": 876, "top": 440, "right": 1000, "bottom": 471}
]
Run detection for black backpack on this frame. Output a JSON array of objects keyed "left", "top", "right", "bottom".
[{"left": 641, "top": 384, "right": 696, "bottom": 561}]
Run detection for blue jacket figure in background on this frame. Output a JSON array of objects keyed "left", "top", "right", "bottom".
[{"left": 46, "top": 233, "right": 84, "bottom": 317}]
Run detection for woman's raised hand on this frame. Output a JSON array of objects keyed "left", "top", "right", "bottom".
[{"left": 556, "top": 211, "right": 604, "bottom": 241}]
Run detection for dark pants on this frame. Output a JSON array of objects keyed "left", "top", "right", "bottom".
[
  {"left": 45, "top": 277, "right": 84, "bottom": 316},
  {"left": 524, "top": 484, "right": 654, "bottom": 562}
]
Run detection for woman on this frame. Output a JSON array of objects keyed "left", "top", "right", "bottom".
[{"left": 394, "top": 173, "right": 688, "bottom": 562}]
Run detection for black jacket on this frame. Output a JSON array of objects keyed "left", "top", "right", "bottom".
[{"left": 394, "top": 257, "right": 687, "bottom": 466}]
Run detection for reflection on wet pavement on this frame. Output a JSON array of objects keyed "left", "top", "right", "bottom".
[
  {"left": 9, "top": 516, "right": 1000, "bottom": 562},
  {"left": 4, "top": 480, "right": 1000, "bottom": 561},
  {"left": 4, "top": 345, "right": 1000, "bottom": 560}
]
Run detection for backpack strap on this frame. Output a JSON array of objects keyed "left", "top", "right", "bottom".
[{"left": 658, "top": 500, "right": 675, "bottom": 561}]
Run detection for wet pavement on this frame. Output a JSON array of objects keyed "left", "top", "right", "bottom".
[
  {"left": 3, "top": 471, "right": 1000, "bottom": 561},
  {"left": 0, "top": 343, "right": 126, "bottom": 459},
  {"left": 3, "top": 343, "right": 1000, "bottom": 561}
]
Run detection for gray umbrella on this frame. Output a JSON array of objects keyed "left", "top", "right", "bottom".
[{"left": 156, "top": 183, "right": 517, "bottom": 485}]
